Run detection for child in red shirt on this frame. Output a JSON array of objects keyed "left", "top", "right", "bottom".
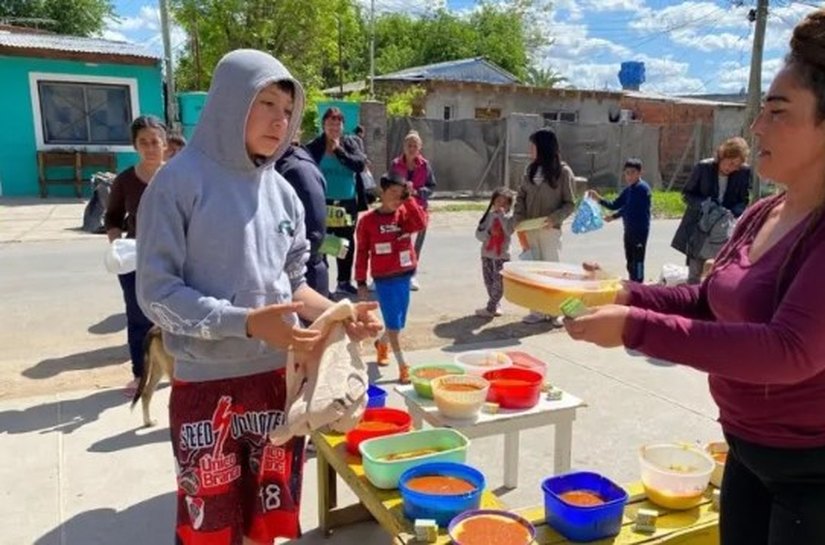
[{"left": 356, "top": 172, "right": 427, "bottom": 383}]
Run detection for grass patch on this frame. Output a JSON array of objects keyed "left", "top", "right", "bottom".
[
  {"left": 430, "top": 202, "right": 489, "bottom": 213},
  {"left": 600, "top": 190, "right": 685, "bottom": 219}
]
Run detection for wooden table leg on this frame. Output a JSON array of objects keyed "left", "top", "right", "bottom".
[
  {"left": 503, "top": 430, "right": 520, "bottom": 488},
  {"left": 553, "top": 418, "right": 573, "bottom": 475},
  {"left": 317, "top": 449, "right": 337, "bottom": 536}
]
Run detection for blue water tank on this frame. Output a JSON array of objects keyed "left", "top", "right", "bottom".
[{"left": 618, "top": 62, "right": 646, "bottom": 91}]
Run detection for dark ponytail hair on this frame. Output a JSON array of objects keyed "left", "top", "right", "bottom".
[
  {"left": 478, "top": 187, "right": 515, "bottom": 228},
  {"left": 528, "top": 128, "right": 562, "bottom": 189}
]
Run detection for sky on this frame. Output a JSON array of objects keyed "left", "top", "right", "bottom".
[{"left": 105, "top": 0, "right": 825, "bottom": 95}]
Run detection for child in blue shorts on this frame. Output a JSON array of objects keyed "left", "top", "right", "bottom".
[{"left": 356, "top": 172, "right": 427, "bottom": 383}]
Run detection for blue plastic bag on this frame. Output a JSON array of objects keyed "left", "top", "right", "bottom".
[{"left": 571, "top": 196, "right": 604, "bottom": 234}]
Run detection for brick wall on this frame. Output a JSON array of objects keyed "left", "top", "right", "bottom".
[{"left": 621, "top": 97, "right": 716, "bottom": 187}]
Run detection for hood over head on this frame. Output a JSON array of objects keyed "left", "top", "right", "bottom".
[{"left": 190, "top": 49, "right": 305, "bottom": 171}]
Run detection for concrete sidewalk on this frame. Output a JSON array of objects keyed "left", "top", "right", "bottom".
[{"left": 0, "top": 334, "right": 722, "bottom": 545}]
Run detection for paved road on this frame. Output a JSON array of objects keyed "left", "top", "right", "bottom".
[{"left": 0, "top": 216, "right": 684, "bottom": 398}]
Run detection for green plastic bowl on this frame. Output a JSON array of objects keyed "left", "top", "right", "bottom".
[
  {"left": 410, "top": 364, "right": 466, "bottom": 399},
  {"left": 359, "top": 428, "right": 470, "bottom": 490}
]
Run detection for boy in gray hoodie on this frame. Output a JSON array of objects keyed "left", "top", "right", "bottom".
[{"left": 136, "top": 50, "right": 380, "bottom": 544}]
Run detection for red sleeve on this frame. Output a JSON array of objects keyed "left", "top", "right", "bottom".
[
  {"left": 399, "top": 198, "right": 427, "bottom": 234},
  {"left": 355, "top": 214, "right": 372, "bottom": 284},
  {"left": 623, "top": 237, "right": 825, "bottom": 385}
]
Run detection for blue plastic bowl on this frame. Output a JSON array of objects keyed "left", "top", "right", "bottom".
[
  {"left": 399, "top": 462, "right": 485, "bottom": 527},
  {"left": 367, "top": 384, "right": 387, "bottom": 408},
  {"left": 542, "top": 471, "right": 628, "bottom": 542}
]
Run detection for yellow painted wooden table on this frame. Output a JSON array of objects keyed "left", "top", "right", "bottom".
[
  {"left": 311, "top": 430, "right": 505, "bottom": 544},
  {"left": 514, "top": 482, "right": 719, "bottom": 545}
]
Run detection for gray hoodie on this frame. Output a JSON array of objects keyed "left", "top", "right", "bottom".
[{"left": 136, "top": 50, "right": 308, "bottom": 382}]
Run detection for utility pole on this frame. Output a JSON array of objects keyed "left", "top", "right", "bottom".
[
  {"left": 744, "top": 0, "right": 769, "bottom": 202},
  {"left": 338, "top": 6, "right": 344, "bottom": 95},
  {"left": 369, "top": 0, "right": 376, "bottom": 98},
  {"left": 159, "top": 0, "right": 179, "bottom": 131}
]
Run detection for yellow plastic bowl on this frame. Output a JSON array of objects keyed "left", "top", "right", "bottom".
[{"left": 502, "top": 261, "right": 621, "bottom": 316}]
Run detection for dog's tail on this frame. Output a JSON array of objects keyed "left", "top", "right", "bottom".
[{"left": 131, "top": 326, "right": 161, "bottom": 409}]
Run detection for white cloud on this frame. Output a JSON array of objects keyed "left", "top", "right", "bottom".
[
  {"left": 715, "top": 57, "right": 784, "bottom": 93},
  {"left": 99, "top": 29, "right": 128, "bottom": 42}
]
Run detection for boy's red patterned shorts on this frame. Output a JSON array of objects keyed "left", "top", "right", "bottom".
[{"left": 170, "top": 369, "right": 305, "bottom": 545}]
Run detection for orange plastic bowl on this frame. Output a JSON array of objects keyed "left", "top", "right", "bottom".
[
  {"left": 346, "top": 408, "right": 412, "bottom": 455},
  {"left": 483, "top": 367, "right": 543, "bottom": 409}
]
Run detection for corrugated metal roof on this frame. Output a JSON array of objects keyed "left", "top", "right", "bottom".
[
  {"left": 375, "top": 57, "right": 519, "bottom": 85},
  {"left": 0, "top": 31, "right": 159, "bottom": 60}
]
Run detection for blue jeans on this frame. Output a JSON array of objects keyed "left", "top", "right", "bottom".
[{"left": 117, "top": 271, "right": 153, "bottom": 378}]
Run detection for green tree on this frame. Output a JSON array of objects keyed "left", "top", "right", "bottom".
[
  {"left": 0, "top": 0, "right": 113, "bottom": 36},
  {"left": 171, "top": 0, "right": 366, "bottom": 92},
  {"left": 525, "top": 66, "right": 567, "bottom": 88}
]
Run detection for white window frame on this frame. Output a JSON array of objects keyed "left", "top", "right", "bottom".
[{"left": 29, "top": 72, "right": 141, "bottom": 152}]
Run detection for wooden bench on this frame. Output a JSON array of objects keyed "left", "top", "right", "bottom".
[
  {"left": 515, "top": 481, "right": 719, "bottom": 544},
  {"left": 37, "top": 150, "right": 116, "bottom": 198},
  {"left": 311, "top": 430, "right": 505, "bottom": 544}
]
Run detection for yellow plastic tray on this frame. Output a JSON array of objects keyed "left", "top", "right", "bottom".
[{"left": 502, "top": 262, "right": 620, "bottom": 315}]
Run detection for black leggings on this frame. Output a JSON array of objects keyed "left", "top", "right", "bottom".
[{"left": 721, "top": 433, "right": 825, "bottom": 545}]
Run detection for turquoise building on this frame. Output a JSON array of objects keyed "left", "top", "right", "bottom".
[{"left": 0, "top": 30, "right": 164, "bottom": 197}]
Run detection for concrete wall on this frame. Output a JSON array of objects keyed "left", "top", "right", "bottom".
[
  {"left": 423, "top": 86, "right": 623, "bottom": 125},
  {"left": 712, "top": 106, "right": 747, "bottom": 150},
  {"left": 0, "top": 55, "right": 163, "bottom": 197},
  {"left": 359, "top": 101, "right": 387, "bottom": 176}
]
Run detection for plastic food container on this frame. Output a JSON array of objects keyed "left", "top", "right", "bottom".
[
  {"left": 448, "top": 509, "right": 536, "bottom": 545},
  {"left": 431, "top": 375, "right": 490, "bottom": 420},
  {"left": 706, "top": 441, "right": 729, "bottom": 488},
  {"left": 454, "top": 350, "right": 513, "bottom": 376},
  {"left": 483, "top": 367, "right": 543, "bottom": 410},
  {"left": 359, "top": 428, "right": 470, "bottom": 489},
  {"left": 399, "top": 462, "right": 485, "bottom": 527},
  {"left": 502, "top": 261, "right": 621, "bottom": 316},
  {"left": 506, "top": 351, "right": 548, "bottom": 379},
  {"left": 345, "top": 408, "right": 412, "bottom": 455},
  {"left": 367, "top": 384, "right": 387, "bottom": 408},
  {"left": 410, "top": 364, "right": 465, "bottom": 399},
  {"left": 542, "top": 471, "right": 628, "bottom": 542},
  {"left": 639, "top": 443, "right": 714, "bottom": 510}
]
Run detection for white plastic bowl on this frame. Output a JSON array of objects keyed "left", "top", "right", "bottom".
[
  {"left": 431, "top": 375, "right": 490, "bottom": 420},
  {"left": 454, "top": 350, "right": 512, "bottom": 376},
  {"left": 639, "top": 443, "right": 714, "bottom": 510}
]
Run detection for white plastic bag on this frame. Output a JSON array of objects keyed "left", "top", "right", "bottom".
[
  {"left": 660, "top": 263, "right": 689, "bottom": 286},
  {"left": 104, "top": 239, "right": 137, "bottom": 275}
]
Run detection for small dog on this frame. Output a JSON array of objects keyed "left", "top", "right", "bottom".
[{"left": 131, "top": 326, "right": 174, "bottom": 427}]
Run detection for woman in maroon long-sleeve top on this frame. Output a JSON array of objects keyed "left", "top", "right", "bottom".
[{"left": 565, "top": 10, "right": 825, "bottom": 545}]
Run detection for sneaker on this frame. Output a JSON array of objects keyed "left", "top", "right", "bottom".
[
  {"left": 410, "top": 276, "right": 420, "bottom": 291},
  {"left": 336, "top": 282, "right": 358, "bottom": 296},
  {"left": 521, "top": 312, "right": 548, "bottom": 325},
  {"left": 475, "top": 308, "right": 496, "bottom": 318},
  {"left": 375, "top": 340, "right": 391, "bottom": 366},
  {"left": 398, "top": 365, "right": 411, "bottom": 384}
]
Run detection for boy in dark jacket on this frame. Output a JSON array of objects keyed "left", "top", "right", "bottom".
[
  {"left": 589, "top": 158, "right": 652, "bottom": 282},
  {"left": 276, "top": 140, "right": 330, "bottom": 297}
]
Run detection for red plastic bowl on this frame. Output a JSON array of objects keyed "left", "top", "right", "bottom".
[
  {"left": 483, "top": 367, "right": 543, "bottom": 409},
  {"left": 506, "top": 351, "right": 548, "bottom": 379},
  {"left": 345, "top": 408, "right": 412, "bottom": 455}
]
